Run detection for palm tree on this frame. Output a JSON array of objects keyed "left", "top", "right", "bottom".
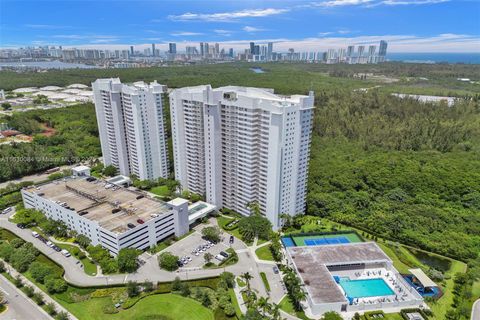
[
  {"left": 247, "top": 201, "right": 261, "bottom": 216},
  {"left": 292, "top": 287, "right": 307, "bottom": 311},
  {"left": 241, "top": 272, "right": 253, "bottom": 291},
  {"left": 256, "top": 296, "right": 270, "bottom": 316},
  {"left": 270, "top": 303, "right": 282, "bottom": 320},
  {"left": 279, "top": 213, "right": 292, "bottom": 229}
]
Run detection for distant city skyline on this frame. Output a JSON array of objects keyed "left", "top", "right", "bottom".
[{"left": 1, "top": 0, "right": 479, "bottom": 52}]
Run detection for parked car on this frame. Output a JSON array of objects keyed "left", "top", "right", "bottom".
[
  {"left": 16, "top": 223, "right": 26, "bottom": 229},
  {"left": 219, "top": 251, "right": 229, "bottom": 258},
  {"left": 127, "top": 223, "right": 135, "bottom": 229},
  {"left": 229, "top": 235, "right": 234, "bottom": 244},
  {"left": 215, "top": 254, "right": 226, "bottom": 262},
  {"left": 53, "top": 246, "right": 61, "bottom": 252},
  {"left": 273, "top": 266, "right": 279, "bottom": 274},
  {"left": 32, "top": 231, "right": 39, "bottom": 238},
  {"left": 61, "top": 249, "right": 71, "bottom": 257},
  {"left": 137, "top": 219, "right": 144, "bottom": 224},
  {"left": 2, "top": 207, "right": 12, "bottom": 214},
  {"left": 46, "top": 241, "right": 54, "bottom": 247}
]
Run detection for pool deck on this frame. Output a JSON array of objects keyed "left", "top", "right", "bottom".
[{"left": 286, "top": 242, "right": 393, "bottom": 305}]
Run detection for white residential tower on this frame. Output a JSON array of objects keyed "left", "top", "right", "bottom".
[
  {"left": 170, "top": 85, "right": 314, "bottom": 228},
  {"left": 92, "top": 78, "right": 169, "bottom": 180}
]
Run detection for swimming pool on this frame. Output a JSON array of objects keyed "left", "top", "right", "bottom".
[{"left": 338, "top": 278, "right": 394, "bottom": 298}]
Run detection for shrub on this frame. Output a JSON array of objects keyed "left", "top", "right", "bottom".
[
  {"left": 13, "top": 275, "right": 23, "bottom": 288},
  {"left": 29, "top": 262, "right": 53, "bottom": 283},
  {"left": 24, "top": 285, "right": 35, "bottom": 297},
  {"left": 32, "top": 292, "right": 44, "bottom": 305},
  {"left": 127, "top": 281, "right": 140, "bottom": 297},
  {"left": 45, "top": 302, "right": 57, "bottom": 316},
  {"left": 117, "top": 248, "right": 140, "bottom": 273},
  {"left": 158, "top": 252, "right": 179, "bottom": 271}
]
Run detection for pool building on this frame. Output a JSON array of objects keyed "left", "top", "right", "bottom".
[{"left": 284, "top": 241, "right": 424, "bottom": 317}]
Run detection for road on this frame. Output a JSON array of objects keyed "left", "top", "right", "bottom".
[
  {"left": 0, "top": 274, "right": 50, "bottom": 320},
  {"left": 472, "top": 299, "right": 480, "bottom": 320},
  {"left": 0, "top": 209, "right": 271, "bottom": 299},
  {"left": 0, "top": 165, "right": 73, "bottom": 189}
]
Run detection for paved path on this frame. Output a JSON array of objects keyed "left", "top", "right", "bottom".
[
  {"left": 0, "top": 211, "right": 271, "bottom": 298},
  {"left": 472, "top": 299, "right": 480, "bottom": 320},
  {"left": 0, "top": 165, "right": 74, "bottom": 189},
  {"left": 0, "top": 274, "right": 51, "bottom": 320},
  {"left": 3, "top": 263, "right": 78, "bottom": 320}
]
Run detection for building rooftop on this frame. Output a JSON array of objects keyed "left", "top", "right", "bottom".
[
  {"left": 24, "top": 177, "right": 171, "bottom": 234},
  {"left": 287, "top": 242, "right": 392, "bottom": 304}
]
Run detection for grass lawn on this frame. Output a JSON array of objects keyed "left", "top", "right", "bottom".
[
  {"left": 256, "top": 238, "right": 268, "bottom": 246},
  {"left": 255, "top": 245, "right": 274, "bottom": 261},
  {"left": 149, "top": 185, "right": 170, "bottom": 197},
  {"left": 216, "top": 216, "right": 247, "bottom": 244},
  {"left": 472, "top": 280, "right": 480, "bottom": 298},
  {"left": 278, "top": 295, "right": 310, "bottom": 320},
  {"left": 59, "top": 294, "right": 214, "bottom": 320},
  {"left": 229, "top": 289, "right": 242, "bottom": 319},
  {"left": 236, "top": 277, "right": 246, "bottom": 288},
  {"left": 54, "top": 242, "right": 97, "bottom": 275},
  {"left": 428, "top": 259, "right": 467, "bottom": 319},
  {"left": 259, "top": 272, "right": 271, "bottom": 292},
  {"left": 377, "top": 243, "right": 412, "bottom": 274},
  {"left": 381, "top": 313, "right": 404, "bottom": 320}
]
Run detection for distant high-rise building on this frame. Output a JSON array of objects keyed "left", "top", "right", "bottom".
[
  {"left": 357, "top": 46, "right": 365, "bottom": 57},
  {"left": 215, "top": 43, "right": 220, "bottom": 56},
  {"left": 204, "top": 43, "right": 210, "bottom": 57},
  {"left": 267, "top": 42, "right": 273, "bottom": 60},
  {"left": 228, "top": 48, "right": 234, "bottom": 58},
  {"left": 254, "top": 45, "right": 260, "bottom": 56},
  {"left": 151, "top": 43, "right": 156, "bottom": 57},
  {"left": 92, "top": 78, "right": 169, "bottom": 180},
  {"left": 347, "top": 45, "right": 355, "bottom": 57},
  {"left": 130, "top": 46, "right": 134, "bottom": 57},
  {"left": 249, "top": 42, "right": 255, "bottom": 55},
  {"left": 378, "top": 40, "right": 388, "bottom": 62},
  {"left": 368, "top": 45, "right": 377, "bottom": 63},
  {"left": 169, "top": 43, "right": 177, "bottom": 54},
  {"left": 200, "top": 42, "right": 204, "bottom": 57},
  {"left": 170, "top": 85, "right": 314, "bottom": 229}
]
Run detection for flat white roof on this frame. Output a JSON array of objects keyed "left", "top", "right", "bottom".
[{"left": 409, "top": 268, "right": 437, "bottom": 288}]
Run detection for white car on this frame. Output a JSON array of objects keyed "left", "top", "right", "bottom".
[
  {"left": 61, "top": 249, "right": 71, "bottom": 257},
  {"left": 32, "top": 231, "right": 39, "bottom": 238},
  {"left": 46, "top": 241, "right": 54, "bottom": 247},
  {"left": 215, "top": 254, "right": 225, "bottom": 262}
]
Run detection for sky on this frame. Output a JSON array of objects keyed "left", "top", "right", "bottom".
[{"left": 1, "top": 0, "right": 479, "bottom": 52}]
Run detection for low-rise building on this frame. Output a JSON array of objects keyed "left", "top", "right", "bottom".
[{"left": 21, "top": 174, "right": 190, "bottom": 255}]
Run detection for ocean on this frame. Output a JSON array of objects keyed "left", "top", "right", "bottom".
[{"left": 387, "top": 53, "right": 480, "bottom": 64}]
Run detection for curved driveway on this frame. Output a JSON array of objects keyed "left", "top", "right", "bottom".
[
  {"left": 0, "top": 211, "right": 268, "bottom": 292},
  {"left": 472, "top": 299, "right": 480, "bottom": 320}
]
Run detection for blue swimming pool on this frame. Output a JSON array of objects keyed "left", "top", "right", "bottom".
[{"left": 338, "top": 278, "right": 394, "bottom": 298}]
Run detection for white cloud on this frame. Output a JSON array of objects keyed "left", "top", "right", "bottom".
[
  {"left": 25, "top": 24, "right": 71, "bottom": 29},
  {"left": 311, "top": 0, "right": 374, "bottom": 7},
  {"left": 243, "top": 26, "right": 267, "bottom": 33},
  {"left": 170, "top": 32, "right": 204, "bottom": 36},
  {"left": 168, "top": 8, "right": 289, "bottom": 22},
  {"left": 381, "top": 0, "right": 449, "bottom": 5},
  {"left": 214, "top": 29, "right": 233, "bottom": 36},
  {"left": 309, "top": 0, "right": 450, "bottom": 7}
]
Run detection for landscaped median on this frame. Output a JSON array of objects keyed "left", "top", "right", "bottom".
[{"left": 0, "top": 227, "right": 241, "bottom": 320}]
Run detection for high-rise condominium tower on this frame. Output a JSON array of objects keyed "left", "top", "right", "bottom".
[
  {"left": 169, "top": 85, "right": 314, "bottom": 228},
  {"left": 92, "top": 78, "right": 169, "bottom": 180}
]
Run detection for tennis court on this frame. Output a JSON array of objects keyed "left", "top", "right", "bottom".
[{"left": 292, "top": 232, "right": 363, "bottom": 247}]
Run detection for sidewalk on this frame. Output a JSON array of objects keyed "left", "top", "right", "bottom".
[{"left": 2, "top": 259, "right": 78, "bottom": 320}]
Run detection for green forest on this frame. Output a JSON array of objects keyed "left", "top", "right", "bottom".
[
  {"left": 0, "top": 62, "right": 479, "bottom": 265},
  {"left": 0, "top": 104, "right": 100, "bottom": 180}
]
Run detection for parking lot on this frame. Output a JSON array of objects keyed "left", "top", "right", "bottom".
[{"left": 163, "top": 227, "right": 233, "bottom": 269}]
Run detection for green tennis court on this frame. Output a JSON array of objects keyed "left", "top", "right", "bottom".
[{"left": 291, "top": 232, "right": 363, "bottom": 247}]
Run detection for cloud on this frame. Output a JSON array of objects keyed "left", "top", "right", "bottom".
[
  {"left": 214, "top": 29, "right": 233, "bottom": 36},
  {"left": 25, "top": 24, "right": 71, "bottom": 29},
  {"left": 381, "top": 0, "right": 449, "bottom": 5},
  {"left": 170, "top": 31, "right": 204, "bottom": 36},
  {"left": 243, "top": 26, "right": 267, "bottom": 33},
  {"left": 51, "top": 34, "right": 120, "bottom": 44},
  {"left": 168, "top": 8, "right": 289, "bottom": 22},
  {"left": 309, "top": 0, "right": 450, "bottom": 7},
  {"left": 311, "top": 0, "right": 374, "bottom": 7}
]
